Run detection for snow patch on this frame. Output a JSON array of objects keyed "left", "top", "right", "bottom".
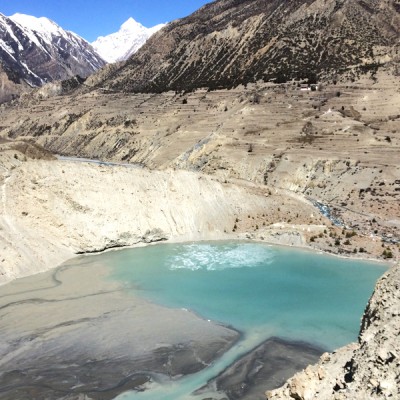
[
  {"left": 0, "top": 39, "right": 15, "bottom": 58},
  {"left": 20, "top": 61, "right": 44, "bottom": 83}
]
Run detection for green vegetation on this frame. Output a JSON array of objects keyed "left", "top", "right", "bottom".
[{"left": 382, "top": 249, "right": 393, "bottom": 259}]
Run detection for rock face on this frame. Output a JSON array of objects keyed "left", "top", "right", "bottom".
[
  {"left": 266, "top": 262, "right": 400, "bottom": 400},
  {"left": 96, "top": 0, "right": 400, "bottom": 92},
  {"left": 92, "top": 17, "right": 165, "bottom": 63},
  {"left": 0, "top": 13, "right": 105, "bottom": 102}
]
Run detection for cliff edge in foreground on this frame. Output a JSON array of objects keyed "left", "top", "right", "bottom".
[{"left": 267, "top": 262, "right": 400, "bottom": 400}]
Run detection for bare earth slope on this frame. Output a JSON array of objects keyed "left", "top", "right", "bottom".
[{"left": 1, "top": 151, "right": 310, "bottom": 284}]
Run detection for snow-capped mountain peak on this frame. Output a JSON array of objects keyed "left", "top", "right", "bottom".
[
  {"left": 11, "top": 13, "right": 61, "bottom": 36},
  {"left": 9, "top": 13, "right": 85, "bottom": 46},
  {"left": 92, "top": 18, "right": 165, "bottom": 64},
  {"left": 120, "top": 17, "right": 145, "bottom": 32},
  {"left": 0, "top": 12, "right": 105, "bottom": 93}
]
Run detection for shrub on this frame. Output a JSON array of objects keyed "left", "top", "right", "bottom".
[
  {"left": 345, "top": 231, "right": 357, "bottom": 238},
  {"left": 382, "top": 249, "right": 393, "bottom": 259}
]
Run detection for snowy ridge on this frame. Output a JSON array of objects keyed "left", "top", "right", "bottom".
[
  {"left": 10, "top": 13, "right": 66, "bottom": 44},
  {"left": 0, "top": 12, "right": 105, "bottom": 89},
  {"left": 92, "top": 17, "right": 165, "bottom": 63},
  {"left": 9, "top": 15, "right": 52, "bottom": 59},
  {"left": 10, "top": 13, "right": 96, "bottom": 51}
]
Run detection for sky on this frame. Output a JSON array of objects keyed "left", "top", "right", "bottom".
[{"left": 1, "top": 0, "right": 212, "bottom": 42}]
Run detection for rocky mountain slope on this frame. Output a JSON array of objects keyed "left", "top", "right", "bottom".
[
  {"left": 94, "top": 0, "right": 400, "bottom": 93},
  {"left": 0, "top": 13, "right": 105, "bottom": 103},
  {"left": 92, "top": 17, "right": 165, "bottom": 63}
]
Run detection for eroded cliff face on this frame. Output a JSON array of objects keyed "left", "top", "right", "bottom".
[
  {"left": 266, "top": 262, "right": 400, "bottom": 400},
  {"left": 1, "top": 150, "right": 320, "bottom": 284}
]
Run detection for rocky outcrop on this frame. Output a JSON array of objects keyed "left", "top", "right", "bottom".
[
  {"left": 266, "top": 262, "right": 400, "bottom": 400},
  {"left": 96, "top": 0, "right": 400, "bottom": 93}
]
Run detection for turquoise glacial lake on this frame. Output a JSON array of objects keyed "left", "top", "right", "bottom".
[{"left": 101, "top": 241, "right": 386, "bottom": 400}]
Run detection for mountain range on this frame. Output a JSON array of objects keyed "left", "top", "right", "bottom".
[
  {"left": 96, "top": 0, "right": 400, "bottom": 93},
  {"left": 1, "top": 0, "right": 400, "bottom": 102},
  {"left": 92, "top": 17, "right": 165, "bottom": 63},
  {"left": 0, "top": 13, "right": 105, "bottom": 101},
  {"left": 0, "top": 13, "right": 165, "bottom": 103}
]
